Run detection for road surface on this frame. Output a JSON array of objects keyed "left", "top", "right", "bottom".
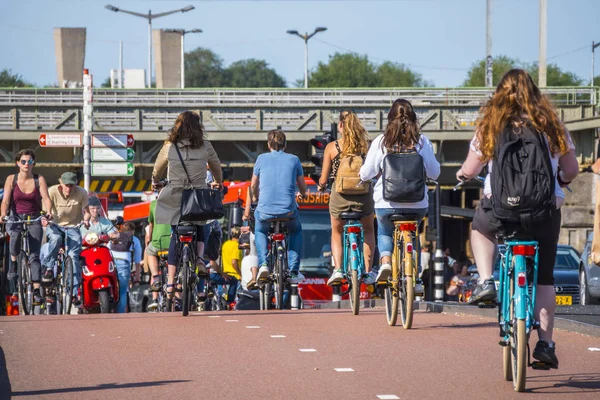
[{"left": 1, "top": 308, "right": 599, "bottom": 399}]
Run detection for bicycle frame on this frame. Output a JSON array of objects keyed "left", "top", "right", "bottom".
[{"left": 342, "top": 221, "right": 364, "bottom": 277}]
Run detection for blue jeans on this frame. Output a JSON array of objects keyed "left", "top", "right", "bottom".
[
  {"left": 44, "top": 225, "right": 82, "bottom": 295},
  {"left": 254, "top": 209, "right": 302, "bottom": 272},
  {"left": 209, "top": 272, "right": 239, "bottom": 303},
  {"left": 114, "top": 258, "right": 130, "bottom": 313},
  {"left": 375, "top": 208, "right": 427, "bottom": 259}
]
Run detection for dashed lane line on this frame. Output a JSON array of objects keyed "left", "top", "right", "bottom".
[
  {"left": 377, "top": 396, "right": 400, "bottom": 400},
  {"left": 299, "top": 349, "right": 317, "bottom": 352},
  {"left": 270, "top": 335, "right": 286, "bottom": 338},
  {"left": 246, "top": 326, "right": 261, "bottom": 329},
  {"left": 334, "top": 368, "right": 354, "bottom": 372}
]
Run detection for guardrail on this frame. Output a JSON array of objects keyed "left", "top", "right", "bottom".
[{"left": 0, "top": 87, "right": 597, "bottom": 107}]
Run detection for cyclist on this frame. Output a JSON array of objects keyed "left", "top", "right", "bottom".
[
  {"left": 242, "top": 186, "right": 259, "bottom": 289},
  {"left": 0, "top": 149, "right": 52, "bottom": 304},
  {"left": 252, "top": 129, "right": 307, "bottom": 284},
  {"left": 43, "top": 171, "right": 91, "bottom": 304},
  {"left": 145, "top": 196, "right": 171, "bottom": 311},
  {"left": 110, "top": 221, "right": 142, "bottom": 313},
  {"left": 151, "top": 111, "right": 223, "bottom": 305},
  {"left": 80, "top": 196, "right": 119, "bottom": 239},
  {"left": 317, "top": 110, "right": 376, "bottom": 286},
  {"left": 360, "top": 99, "right": 440, "bottom": 284},
  {"left": 208, "top": 226, "right": 242, "bottom": 308},
  {"left": 456, "top": 69, "right": 578, "bottom": 368}
]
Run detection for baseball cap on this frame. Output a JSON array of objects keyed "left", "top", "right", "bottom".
[{"left": 60, "top": 171, "right": 78, "bottom": 185}]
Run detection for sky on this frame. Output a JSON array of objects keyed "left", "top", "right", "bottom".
[{"left": 1, "top": 0, "right": 599, "bottom": 87}]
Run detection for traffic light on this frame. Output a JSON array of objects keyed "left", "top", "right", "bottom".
[{"left": 309, "top": 123, "right": 337, "bottom": 183}]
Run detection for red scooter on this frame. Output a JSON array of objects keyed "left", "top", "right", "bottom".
[{"left": 80, "top": 232, "right": 119, "bottom": 313}]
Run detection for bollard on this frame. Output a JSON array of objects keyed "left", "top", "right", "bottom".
[
  {"left": 332, "top": 284, "right": 341, "bottom": 302},
  {"left": 434, "top": 248, "right": 444, "bottom": 302},
  {"left": 290, "top": 283, "right": 299, "bottom": 310}
]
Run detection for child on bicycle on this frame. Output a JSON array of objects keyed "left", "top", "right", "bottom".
[{"left": 456, "top": 69, "right": 579, "bottom": 368}]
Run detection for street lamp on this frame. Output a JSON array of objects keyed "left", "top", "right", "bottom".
[
  {"left": 104, "top": 4, "right": 195, "bottom": 88},
  {"left": 165, "top": 29, "right": 202, "bottom": 89},
  {"left": 592, "top": 41, "right": 600, "bottom": 87},
  {"left": 287, "top": 27, "right": 327, "bottom": 88}
]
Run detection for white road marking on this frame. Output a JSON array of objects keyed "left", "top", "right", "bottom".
[
  {"left": 377, "top": 395, "right": 400, "bottom": 400},
  {"left": 208, "top": 315, "right": 221, "bottom": 318},
  {"left": 588, "top": 347, "right": 600, "bottom": 352},
  {"left": 246, "top": 326, "right": 261, "bottom": 329},
  {"left": 334, "top": 368, "right": 354, "bottom": 372},
  {"left": 299, "top": 349, "right": 317, "bottom": 352},
  {"left": 225, "top": 320, "right": 239, "bottom": 322},
  {"left": 270, "top": 335, "right": 286, "bottom": 338}
]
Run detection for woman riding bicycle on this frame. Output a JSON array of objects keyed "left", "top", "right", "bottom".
[
  {"left": 317, "top": 110, "right": 376, "bottom": 286},
  {"left": 456, "top": 69, "right": 579, "bottom": 368},
  {"left": 151, "top": 111, "right": 223, "bottom": 308},
  {"left": 360, "top": 99, "right": 440, "bottom": 283},
  {"left": 0, "top": 149, "right": 52, "bottom": 304}
]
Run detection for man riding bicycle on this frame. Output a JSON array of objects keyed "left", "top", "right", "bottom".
[
  {"left": 251, "top": 129, "right": 308, "bottom": 284},
  {"left": 43, "top": 172, "right": 91, "bottom": 304}
]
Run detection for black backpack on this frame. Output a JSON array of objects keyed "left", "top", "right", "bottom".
[
  {"left": 490, "top": 124, "right": 555, "bottom": 229},
  {"left": 382, "top": 146, "right": 425, "bottom": 203},
  {"left": 111, "top": 231, "right": 134, "bottom": 252}
]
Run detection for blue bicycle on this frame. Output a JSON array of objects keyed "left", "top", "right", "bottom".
[
  {"left": 336, "top": 211, "right": 366, "bottom": 316},
  {"left": 497, "top": 236, "right": 547, "bottom": 392}
]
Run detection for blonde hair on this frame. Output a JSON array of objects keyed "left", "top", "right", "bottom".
[{"left": 339, "top": 111, "right": 369, "bottom": 155}]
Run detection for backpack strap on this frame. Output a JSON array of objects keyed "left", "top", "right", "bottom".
[{"left": 334, "top": 141, "right": 341, "bottom": 155}]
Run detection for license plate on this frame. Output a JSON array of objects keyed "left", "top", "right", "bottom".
[{"left": 556, "top": 295, "right": 572, "bottom": 305}]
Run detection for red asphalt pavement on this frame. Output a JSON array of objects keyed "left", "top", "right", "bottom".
[{"left": 1, "top": 308, "right": 599, "bottom": 399}]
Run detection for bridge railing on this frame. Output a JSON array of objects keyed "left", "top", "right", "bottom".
[{"left": 0, "top": 87, "right": 596, "bottom": 107}]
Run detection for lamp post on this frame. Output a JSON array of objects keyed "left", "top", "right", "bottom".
[
  {"left": 592, "top": 41, "right": 600, "bottom": 87},
  {"left": 165, "top": 29, "right": 202, "bottom": 89},
  {"left": 286, "top": 27, "right": 327, "bottom": 88},
  {"left": 105, "top": 4, "right": 195, "bottom": 88}
]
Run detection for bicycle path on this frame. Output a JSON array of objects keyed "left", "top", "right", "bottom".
[{"left": 1, "top": 309, "right": 599, "bottom": 399}]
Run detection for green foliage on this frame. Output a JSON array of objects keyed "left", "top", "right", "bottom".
[
  {"left": 101, "top": 77, "right": 111, "bottom": 88},
  {"left": 528, "top": 63, "right": 585, "bottom": 86},
  {"left": 185, "top": 48, "right": 227, "bottom": 87},
  {"left": 225, "top": 59, "right": 285, "bottom": 88},
  {"left": 0, "top": 69, "right": 31, "bottom": 87},
  {"left": 376, "top": 61, "right": 432, "bottom": 87}
]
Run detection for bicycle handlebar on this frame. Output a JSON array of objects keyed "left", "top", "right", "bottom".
[
  {"left": 2, "top": 215, "right": 48, "bottom": 224},
  {"left": 453, "top": 175, "right": 485, "bottom": 191},
  {"left": 48, "top": 221, "right": 86, "bottom": 229}
]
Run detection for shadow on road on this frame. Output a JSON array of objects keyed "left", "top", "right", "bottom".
[
  {"left": 527, "top": 373, "right": 600, "bottom": 393},
  {"left": 412, "top": 321, "right": 497, "bottom": 330},
  {"left": 0, "top": 346, "right": 11, "bottom": 400},
  {"left": 10, "top": 380, "right": 191, "bottom": 397}
]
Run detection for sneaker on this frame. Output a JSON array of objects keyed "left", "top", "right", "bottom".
[
  {"left": 246, "top": 278, "right": 258, "bottom": 290},
  {"left": 362, "top": 271, "right": 376, "bottom": 286},
  {"left": 196, "top": 259, "right": 208, "bottom": 276},
  {"left": 467, "top": 279, "right": 497, "bottom": 304},
  {"left": 33, "top": 289, "right": 43, "bottom": 305},
  {"left": 376, "top": 264, "right": 392, "bottom": 283},
  {"left": 532, "top": 340, "right": 559, "bottom": 369},
  {"left": 42, "top": 268, "right": 54, "bottom": 283},
  {"left": 289, "top": 271, "right": 305, "bottom": 284},
  {"left": 7, "top": 261, "right": 17, "bottom": 281},
  {"left": 148, "top": 299, "right": 159, "bottom": 311},
  {"left": 327, "top": 269, "right": 344, "bottom": 286},
  {"left": 414, "top": 280, "right": 424, "bottom": 295},
  {"left": 174, "top": 298, "right": 182, "bottom": 312},
  {"left": 257, "top": 265, "right": 270, "bottom": 281}
]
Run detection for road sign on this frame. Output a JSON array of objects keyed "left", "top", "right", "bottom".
[
  {"left": 38, "top": 133, "right": 82, "bottom": 147},
  {"left": 91, "top": 162, "right": 135, "bottom": 177},
  {"left": 91, "top": 148, "right": 135, "bottom": 162},
  {"left": 91, "top": 134, "right": 134, "bottom": 148}
]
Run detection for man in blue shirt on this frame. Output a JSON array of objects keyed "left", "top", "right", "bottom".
[
  {"left": 251, "top": 130, "right": 308, "bottom": 284},
  {"left": 80, "top": 197, "right": 119, "bottom": 239}
]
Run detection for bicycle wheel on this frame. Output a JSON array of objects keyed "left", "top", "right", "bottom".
[
  {"left": 275, "top": 258, "right": 284, "bottom": 310},
  {"left": 502, "top": 279, "right": 513, "bottom": 382},
  {"left": 399, "top": 233, "right": 415, "bottom": 329},
  {"left": 181, "top": 249, "right": 190, "bottom": 317},
  {"left": 260, "top": 283, "right": 271, "bottom": 310},
  {"left": 511, "top": 319, "right": 527, "bottom": 392},
  {"left": 350, "top": 269, "right": 360, "bottom": 315},
  {"left": 385, "top": 241, "right": 400, "bottom": 326},
  {"left": 62, "top": 257, "right": 74, "bottom": 315},
  {"left": 17, "top": 254, "right": 31, "bottom": 315}
]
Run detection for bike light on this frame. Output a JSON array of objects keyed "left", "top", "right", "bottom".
[
  {"left": 82, "top": 265, "right": 93, "bottom": 276},
  {"left": 513, "top": 245, "right": 535, "bottom": 256},
  {"left": 179, "top": 235, "right": 193, "bottom": 243},
  {"left": 272, "top": 233, "right": 285, "bottom": 241},
  {"left": 399, "top": 223, "right": 417, "bottom": 231},
  {"left": 85, "top": 232, "right": 99, "bottom": 246},
  {"left": 517, "top": 272, "right": 526, "bottom": 287},
  {"left": 351, "top": 242, "right": 358, "bottom": 251},
  {"left": 108, "top": 261, "right": 115, "bottom": 273},
  {"left": 406, "top": 242, "right": 413, "bottom": 254},
  {"left": 347, "top": 226, "right": 361, "bottom": 234}
]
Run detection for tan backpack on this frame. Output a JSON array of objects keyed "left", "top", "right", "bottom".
[{"left": 335, "top": 142, "right": 369, "bottom": 195}]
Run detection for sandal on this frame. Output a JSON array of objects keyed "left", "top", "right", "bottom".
[
  {"left": 150, "top": 275, "right": 161, "bottom": 292},
  {"left": 246, "top": 278, "right": 258, "bottom": 290},
  {"left": 165, "top": 284, "right": 175, "bottom": 299}
]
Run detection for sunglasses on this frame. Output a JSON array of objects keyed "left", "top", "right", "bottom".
[
  {"left": 339, "top": 109, "right": 356, "bottom": 121},
  {"left": 20, "top": 159, "right": 34, "bottom": 165}
]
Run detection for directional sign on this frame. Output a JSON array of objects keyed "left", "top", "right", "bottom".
[
  {"left": 91, "top": 134, "right": 135, "bottom": 148},
  {"left": 91, "top": 162, "right": 135, "bottom": 177},
  {"left": 91, "top": 148, "right": 135, "bottom": 162},
  {"left": 38, "top": 133, "right": 82, "bottom": 147}
]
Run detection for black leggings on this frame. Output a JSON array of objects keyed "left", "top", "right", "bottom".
[{"left": 168, "top": 225, "right": 205, "bottom": 266}]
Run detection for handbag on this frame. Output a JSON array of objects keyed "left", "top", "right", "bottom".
[{"left": 174, "top": 144, "right": 225, "bottom": 221}]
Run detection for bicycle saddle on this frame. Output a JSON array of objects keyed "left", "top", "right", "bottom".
[
  {"left": 389, "top": 213, "right": 421, "bottom": 222},
  {"left": 339, "top": 212, "right": 364, "bottom": 221}
]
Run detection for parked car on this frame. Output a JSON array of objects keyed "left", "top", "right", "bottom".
[
  {"left": 491, "top": 244, "right": 581, "bottom": 305},
  {"left": 579, "top": 232, "right": 600, "bottom": 305}
]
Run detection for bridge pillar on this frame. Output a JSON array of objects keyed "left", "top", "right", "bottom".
[{"left": 53, "top": 28, "right": 86, "bottom": 88}]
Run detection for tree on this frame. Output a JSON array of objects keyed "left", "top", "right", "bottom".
[
  {"left": 528, "top": 63, "right": 585, "bottom": 86},
  {"left": 184, "top": 47, "right": 227, "bottom": 87},
  {"left": 463, "top": 55, "right": 519, "bottom": 87},
  {"left": 225, "top": 59, "right": 285, "bottom": 88},
  {"left": 0, "top": 69, "right": 31, "bottom": 87},
  {"left": 101, "top": 77, "right": 111, "bottom": 88},
  {"left": 307, "top": 53, "right": 378, "bottom": 87},
  {"left": 376, "top": 61, "right": 431, "bottom": 87}
]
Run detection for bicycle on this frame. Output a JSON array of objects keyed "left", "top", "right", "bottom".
[
  {"left": 3, "top": 215, "right": 45, "bottom": 315},
  {"left": 258, "top": 218, "right": 292, "bottom": 311},
  {"left": 166, "top": 223, "right": 200, "bottom": 316},
  {"left": 331, "top": 212, "right": 366, "bottom": 315}
]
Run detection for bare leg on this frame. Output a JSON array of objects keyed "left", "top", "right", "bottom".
[
  {"left": 147, "top": 253, "right": 159, "bottom": 300},
  {"left": 535, "top": 285, "right": 556, "bottom": 342},
  {"left": 361, "top": 214, "right": 375, "bottom": 273},
  {"left": 470, "top": 229, "right": 497, "bottom": 284},
  {"left": 167, "top": 264, "right": 180, "bottom": 299},
  {"left": 330, "top": 216, "right": 344, "bottom": 271}
]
